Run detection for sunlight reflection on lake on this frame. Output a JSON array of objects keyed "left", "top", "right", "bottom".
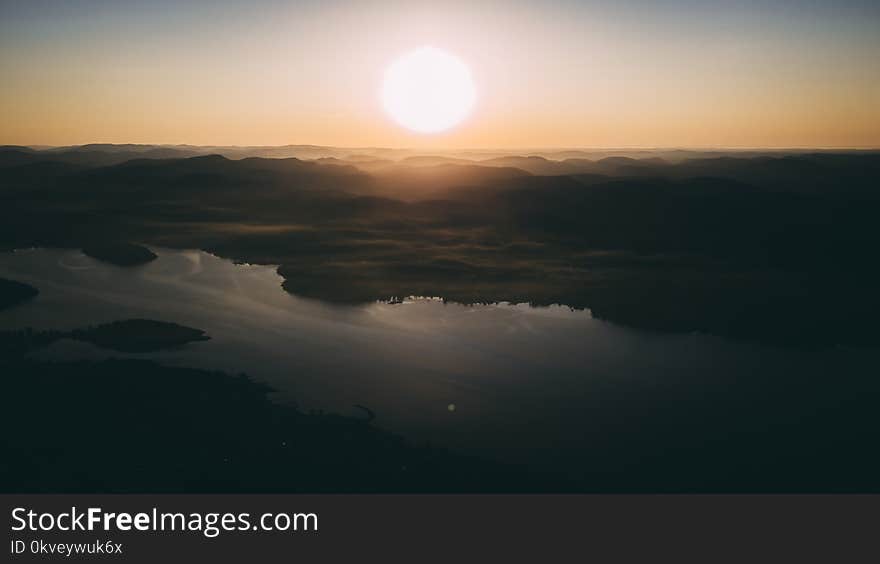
[{"left": 1, "top": 247, "right": 875, "bottom": 478}]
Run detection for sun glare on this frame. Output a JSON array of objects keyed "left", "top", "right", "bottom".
[{"left": 381, "top": 47, "right": 476, "bottom": 134}]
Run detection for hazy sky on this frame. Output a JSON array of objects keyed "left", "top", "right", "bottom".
[{"left": 1, "top": 0, "right": 879, "bottom": 148}]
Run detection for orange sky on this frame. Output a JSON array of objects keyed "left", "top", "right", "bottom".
[{"left": 2, "top": 1, "right": 879, "bottom": 148}]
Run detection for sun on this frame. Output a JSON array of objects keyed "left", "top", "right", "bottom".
[{"left": 381, "top": 47, "right": 477, "bottom": 134}]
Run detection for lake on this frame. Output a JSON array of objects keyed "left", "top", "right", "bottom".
[{"left": 1, "top": 247, "right": 876, "bottom": 484}]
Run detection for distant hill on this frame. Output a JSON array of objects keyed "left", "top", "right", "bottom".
[
  {"left": 0, "top": 146, "right": 200, "bottom": 168},
  {"left": 2, "top": 147, "right": 880, "bottom": 345},
  {"left": 367, "top": 162, "right": 531, "bottom": 200}
]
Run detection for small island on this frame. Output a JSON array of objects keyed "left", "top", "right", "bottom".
[
  {"left": 0, "top": 278, "right": 38, "bottom": 310},
  {"left": 1, "top": 319, "right": 210, "bottom": 354},
  {"left": 82, "top": 242, "right": 158, "bottom": 266},
  {"left": 70, "top": 319, "right": 210, "bottom": 352}
]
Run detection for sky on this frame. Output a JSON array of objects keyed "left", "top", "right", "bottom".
[{"left": 1, "top": 0, "right": 879, "bottom": 148}]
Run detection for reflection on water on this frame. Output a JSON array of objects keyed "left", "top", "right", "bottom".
[{"left": 0, "top": 247, "right": 876, "bottom": 478}]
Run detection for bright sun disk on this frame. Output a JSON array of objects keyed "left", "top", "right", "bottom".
[{"left": 381, "top": 47, "right": 476, "bottom": 134}]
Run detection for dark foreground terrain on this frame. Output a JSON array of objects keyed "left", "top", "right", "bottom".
[
  {"left": 1, "top": 317, "right": 879, "bottom": 493},
  {"left": 0, "top": 323, "right": 548, "bottom": 493}
]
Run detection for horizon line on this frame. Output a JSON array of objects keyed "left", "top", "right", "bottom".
[{"left": 7, "top": 143, "right": 880, "bottom": 152}]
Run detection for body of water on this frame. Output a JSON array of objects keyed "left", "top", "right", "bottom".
[{"left": 1, "top": 247, "right": 875, "bottom": 481}]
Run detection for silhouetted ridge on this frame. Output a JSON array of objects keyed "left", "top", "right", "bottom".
[{"left": 3, "top": 148, "right": 880, "bottom": 346}]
